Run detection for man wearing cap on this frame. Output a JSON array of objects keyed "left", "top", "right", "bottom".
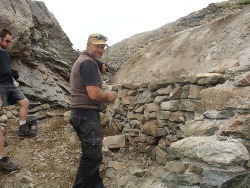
[{"left": 70, "top": 33, "right": 117, "bottom": 188}]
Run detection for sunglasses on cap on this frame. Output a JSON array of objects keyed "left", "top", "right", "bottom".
[
  {"left": 88, "top": 34, "right": 108, "bottom": 41},
  {"left": 0, "top": 37, "right": 11, "bottom": 44}
]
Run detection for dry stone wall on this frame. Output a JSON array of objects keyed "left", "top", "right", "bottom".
[{"left": 104, "top": 71, "right": 250, "bottom": 187}]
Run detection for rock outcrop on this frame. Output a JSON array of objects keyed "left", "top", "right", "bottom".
[{"left": 0, "top": 0, "right": 79, "bottom": 107}]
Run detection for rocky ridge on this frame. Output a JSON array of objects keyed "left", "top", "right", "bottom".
[
  {"left": 110, "top": 3, "right": 250, "bottom": 83},
  {"left": 102, "top": 0, "right": 246, "bottom": 71}
]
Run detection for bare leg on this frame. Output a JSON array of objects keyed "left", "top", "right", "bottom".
[
  {"left": 16, "top": 98, "right": 36, "bottom": 138},
  {"left": 17, "top": 98, "right": 29, "bottom": 122}
]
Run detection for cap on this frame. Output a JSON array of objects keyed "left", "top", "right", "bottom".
[{"left": 87, "top": 33, "right": 108, "bottom": 46}]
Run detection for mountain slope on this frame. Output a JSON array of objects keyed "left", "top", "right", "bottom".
[
  {"left": 111, "top": 5, "right": 250, "bottom": 83},
  {"left": 101, "top": 1, "right": 249, "bottom": 84}
]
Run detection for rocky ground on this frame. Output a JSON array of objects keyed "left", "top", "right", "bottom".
[{"left": 0, "top": 109, "right": 163, "bottom": 188}]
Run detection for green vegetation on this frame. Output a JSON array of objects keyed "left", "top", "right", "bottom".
[
  {"left": 221, "top": 0, "right": 250, "bottom": 8},
  {"left": 237, "top": 0, "right": 250, "bottom": 5},
  {"left": 220, "top": 3, "right": 231, "bottom": 9}
]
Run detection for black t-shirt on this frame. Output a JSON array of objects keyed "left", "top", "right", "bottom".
[
  {"left": 79, "top": 59, "right": 100, "bottom": 86},
  {"left": 0, "top": 48, "right": 13, "bottom": 85},
  {"left": 70, "top": 51, "right": 103, "bottom": 109}
]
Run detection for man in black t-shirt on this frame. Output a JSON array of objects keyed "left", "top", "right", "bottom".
[{"left": 0, "top": 29, "right": 37, "bottom": 138}]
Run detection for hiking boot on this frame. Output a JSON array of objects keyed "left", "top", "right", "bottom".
[
  {"left": 17, "top": 123, "right": 37, "bottom": 138},
  {"left": 0, "top": 156, "right": 19, "bottom": 172}
]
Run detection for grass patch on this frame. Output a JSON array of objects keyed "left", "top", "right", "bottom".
[
  {"left": 220, "top": 3, "right": 231, "bottom": 9},
  {"left": 237, "top": 0, "right": 250, "bottom": 5}
]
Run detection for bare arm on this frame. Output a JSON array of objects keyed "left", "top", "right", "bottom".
[{"left": 86, "top": 85, "right": 117, "bottom": 102}]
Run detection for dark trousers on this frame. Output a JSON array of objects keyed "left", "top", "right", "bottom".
[{"left": 70, "top": 108, "right": 104, "bottom": 188}]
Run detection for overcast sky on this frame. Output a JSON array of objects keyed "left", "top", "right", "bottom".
[{"left": 40, "top": 0, "right": 224, "bottom": 51}]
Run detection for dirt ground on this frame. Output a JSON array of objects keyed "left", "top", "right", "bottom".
[
  {"left": 0, "top": 110, "right": 162, "bottom": 188},
  {"left": 1, "top": 112, "right": 77, "bottom": 188}
]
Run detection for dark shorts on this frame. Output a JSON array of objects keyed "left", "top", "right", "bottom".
[{"left": 0, "top": 85, "right": 26, "bottom": 106}]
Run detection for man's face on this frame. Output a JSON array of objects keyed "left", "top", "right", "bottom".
[
  {"left": 0, "top": 34, "right": 12, "bottom": 49},
  {"left": 87, "top": 43, "right": 105, "bottom": 60}
]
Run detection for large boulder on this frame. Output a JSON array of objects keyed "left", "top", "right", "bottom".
[{"left": 0, "top": 0, "right": 79, "bottom": 107}]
